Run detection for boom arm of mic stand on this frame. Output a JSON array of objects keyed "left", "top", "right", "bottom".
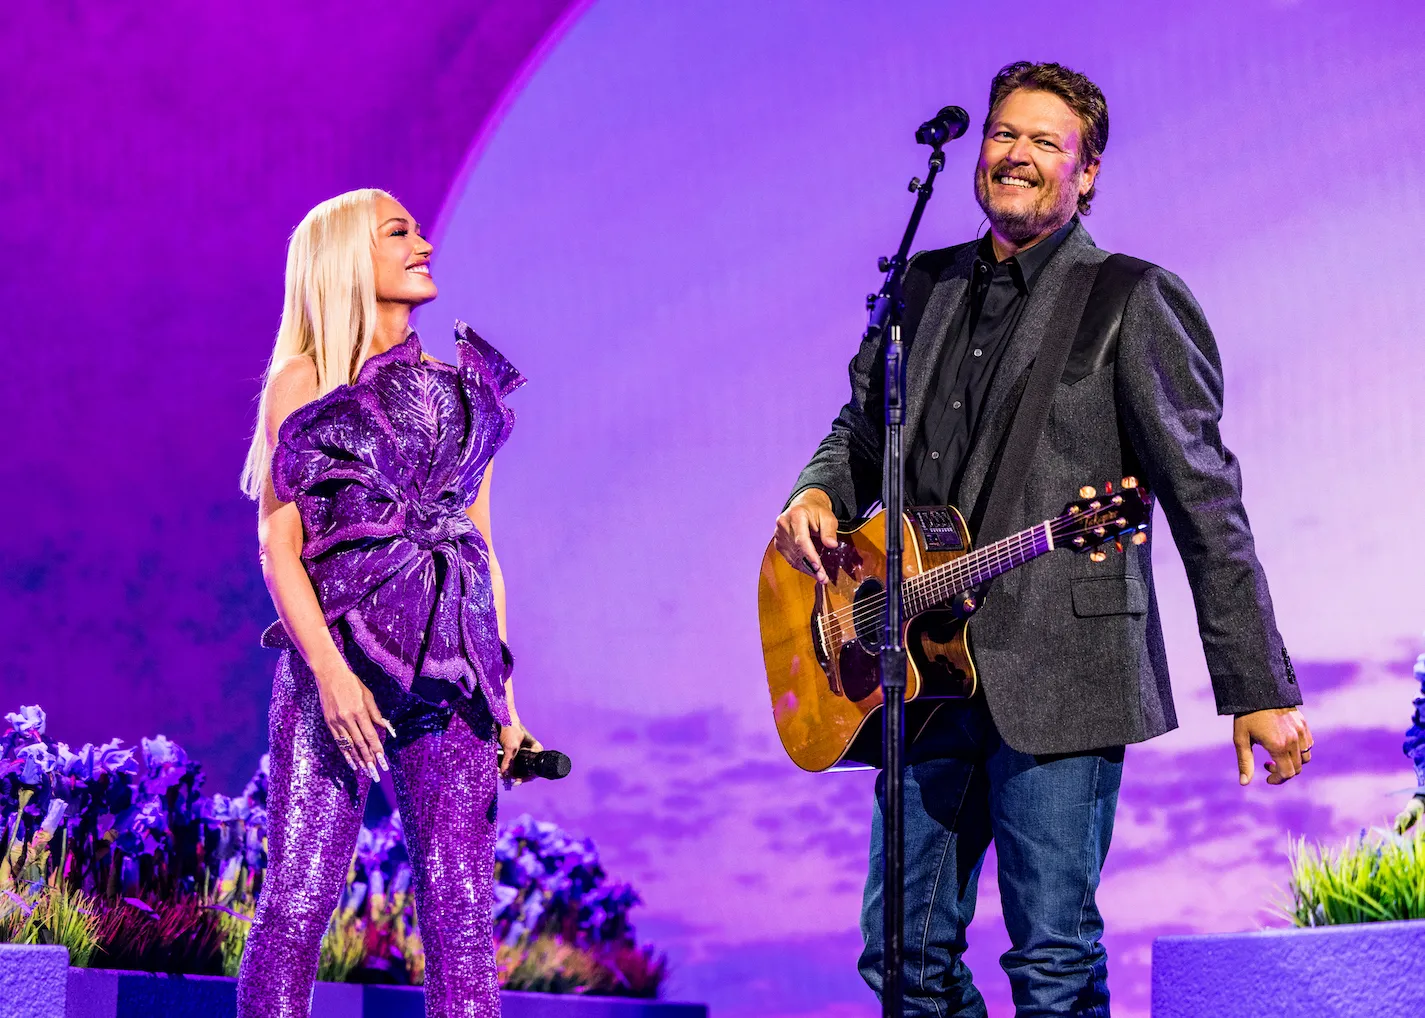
[
  {"left": 864, "top": 146, "right": 945, "bottom": 346},
  {"left": 870, "top": 143, "right": 943, "bottom": 1018}
]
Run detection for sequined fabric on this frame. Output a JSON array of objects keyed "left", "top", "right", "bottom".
[
  {"left": 260, "top": 323, "right": 524, "bottom": 725},
  {"left": 238, "top": 323, "right": 517, "bottom": 1016},
  {"left": 237, "top": 650, "right": 500, "bottom": 1017}
]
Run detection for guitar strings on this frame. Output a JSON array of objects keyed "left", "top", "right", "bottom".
[
  {"left": 818, "top": 525, "right": 1047, "bottom": 635},
  {"left": 815, "top": 508, "right": 1135, "bottom": 639},
  {"left": 825, "top": 509, "right": 1121, "bottom": 631}
]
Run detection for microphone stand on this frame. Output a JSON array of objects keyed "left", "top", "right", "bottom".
[{"left": 863, "top": 139, "right": 945, "bottom": 1018}]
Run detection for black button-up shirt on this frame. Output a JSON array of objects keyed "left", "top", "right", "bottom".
[{"left": 908, "top": 218, "right": 1076, "bottom": 506}]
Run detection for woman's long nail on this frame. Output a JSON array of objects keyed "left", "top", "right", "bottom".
[
  {"left": 378, "top": 754, "right": 389, "bottom": 772},
  {"left": 345, "top": 754, "right": 358, "bottom": 771},
  {"left": 381, "top": 719, "right": 397, "bottom": 737},
  {"left": 368, "top": 763, "right": 380, "bottom": 782}
]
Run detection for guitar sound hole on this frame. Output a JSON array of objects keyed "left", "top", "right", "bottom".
[{"left": 851, "top": 578, "right": 885, "bottom": 651}]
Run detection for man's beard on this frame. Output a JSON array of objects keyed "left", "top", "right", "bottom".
[{"left": 974, "top": 163, "right": 1081, "bottom": 243}]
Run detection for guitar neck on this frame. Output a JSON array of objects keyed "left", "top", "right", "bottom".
[{"left": 903, "top": 521, "right": 1054, "bottom": 616}]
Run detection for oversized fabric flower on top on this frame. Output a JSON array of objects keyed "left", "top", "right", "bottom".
[{"left": 262, "top": 322, "right": 524, "bottom": 724}]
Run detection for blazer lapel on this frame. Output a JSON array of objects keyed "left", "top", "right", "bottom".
[
  {"left": 957, "top": 224, "right": 1099, "bottom": 514},
  {"left": 904, "top": 246, "right": 977, "bottom": 443}
]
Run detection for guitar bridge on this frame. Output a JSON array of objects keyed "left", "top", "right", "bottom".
[{"left": 908, "top": 507, "right": 964, "bottom": 551}]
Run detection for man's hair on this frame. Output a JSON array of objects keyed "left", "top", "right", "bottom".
[{"left": 983, "top": 61, "right": 1109, "bottom": 216}]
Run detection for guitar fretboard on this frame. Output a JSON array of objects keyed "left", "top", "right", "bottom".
[{"left": 902, "top": 522, "right": 1053, "bottom": 616}]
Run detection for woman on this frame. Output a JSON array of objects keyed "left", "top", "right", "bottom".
[{"left": 236, "top": 188, "right": 535, "bottom": 1017}]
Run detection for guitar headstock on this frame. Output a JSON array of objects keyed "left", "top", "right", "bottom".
[{"left": 1054, "top": 477, "right": 1153, "bottom": 562}]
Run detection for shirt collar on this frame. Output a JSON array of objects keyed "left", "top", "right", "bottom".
[{"left": 974, "top": 216, "right": 1078, "bottom": 292}]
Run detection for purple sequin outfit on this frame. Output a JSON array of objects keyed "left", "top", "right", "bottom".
[{"left": 237, "top": 324, "right": 524, "bottom": 1018}]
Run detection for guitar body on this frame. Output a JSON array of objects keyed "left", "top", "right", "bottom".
[{"left": 758, "top": 506, "right": 979, "bottom": 772}]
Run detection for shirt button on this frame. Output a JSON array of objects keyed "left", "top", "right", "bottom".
[
  {"left": 952, "top": 400, "right": 962, "bottom": 409},
  {"left": 930, "top": 451, "right": 940, "bottom": 460},
  {"left": 973, "top": 348, "right": 983, "bottom": 357}
]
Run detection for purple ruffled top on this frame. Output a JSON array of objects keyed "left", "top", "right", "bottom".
[{"left": 261, "top": 322, "right": 524, "bottom": 725}]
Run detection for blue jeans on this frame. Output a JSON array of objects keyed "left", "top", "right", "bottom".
[{"left": 859, "top": 696, "right": 1123, "bottom": 1017}]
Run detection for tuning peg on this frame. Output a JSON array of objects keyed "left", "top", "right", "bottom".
[
  {"left": 1089, "top": 550, "right": 1108, "bottom": 563},
  {"left": 1079, "top": 485, "right": 1097, "bottom": 499},
  {"left": 1122, "top": 476, "right": 1138, "bottom": 489},
  {"left": 1131, "top": 532, "right": 1148, "bottom": 545},
  {"left": 1116, "top": 516, "right": 1128, "bottom": 527}
]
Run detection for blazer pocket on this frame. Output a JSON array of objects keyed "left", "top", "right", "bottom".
[{"left": 1070, "top": 576, "right": 1148, "bottom": 617}]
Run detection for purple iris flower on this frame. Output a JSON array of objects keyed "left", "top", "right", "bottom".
[
  {"left": 205, "top": 794, "right": 252, "bottom": 824},
  {"left": 492, "top": 883, "right": 519, "bottom": 913},
  {"left": 40, "top": 799, "right": 67, "bottom": 835},
  {"left": 93, "top": 738, "right": 138, "bottom": 779},
  {"left": 17, "top": 743, "right": 56, "bottom": 785},
  {"left": 4, "top": 706, "right": 45, "bottom": 737},
  {"left": 113, "top": 797, "right": 167, "bottom": 855},
  {"left": 241, "top": 753, "right": 270, "bottom": 807},
  {"left": 139, "top": 735, "right": 192, "bottom": 794}
]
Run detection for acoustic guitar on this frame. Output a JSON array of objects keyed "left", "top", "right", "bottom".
[{"left": 758, "top": 478, "right": 1152, "bottom": 772}]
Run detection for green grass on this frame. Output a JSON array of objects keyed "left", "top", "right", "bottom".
[
  {"left": 317, "top": 906, "right": 368, "bottom": 983},
  {"left": 0, "top": 884, "right": 101, "bottom": 966},
  {"left": 1281, "top": 827, "right": 1425, "bottom": 927}
]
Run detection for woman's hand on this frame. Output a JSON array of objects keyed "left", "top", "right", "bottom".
[
  {"left": 498, "top": 717, "right": 544, "bottom": 782},
  {"left": 315, "top": 664, "right": 394, "bottom": 780}
]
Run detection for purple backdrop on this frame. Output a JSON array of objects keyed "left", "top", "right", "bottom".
[
  {"left": 5, "top": 2, "right": 1425, "bottom": 1017},
  {"left": 0, "top": 0, "right": 581, "bottom": 790}
]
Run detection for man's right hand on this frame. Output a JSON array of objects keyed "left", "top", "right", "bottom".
[{"left": 774, "top": 488, "right": 841, "bottom": 584}]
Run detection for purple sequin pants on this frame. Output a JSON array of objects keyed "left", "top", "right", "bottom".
[{"left": 237, "top": 650, "right": 501, "bottom": 1017}]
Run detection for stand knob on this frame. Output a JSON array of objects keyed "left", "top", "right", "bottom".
[
  {"left": 908, "top": 176, "right": 922, "bottom": 193},
  {"left": 878, "top": 255, "right": 892, "bottom": 272},
  {"left": 867, "top": 293, "right": 879, "bottom": 309}
]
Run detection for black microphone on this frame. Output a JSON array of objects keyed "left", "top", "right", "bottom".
[
  {"left": 915, "top": 106, "right": 970, "bottom": 147},
  {"left": 508, "top": 748, "right": 572, "bottom": 781}
]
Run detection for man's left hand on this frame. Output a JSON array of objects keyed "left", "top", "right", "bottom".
[{"left": 1233, "top": 707, "right": 1312, "bottom": 786}]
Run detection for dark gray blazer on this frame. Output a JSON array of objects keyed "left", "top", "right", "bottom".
[{"left": 789, "top": 222, "right": 1302, "bottom": 755}]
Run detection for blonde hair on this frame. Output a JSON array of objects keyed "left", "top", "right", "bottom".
[{"left": 240, "top": 188, "right": 392, "bottom": 500}]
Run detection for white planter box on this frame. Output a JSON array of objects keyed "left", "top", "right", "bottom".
[
  {"left": 1152, "top": 920, "right": 1425, "bottom": 1017},
  {"left": 63, "top": 967, "right": 707, "bottom": 1017},
  {"left": 0, "top": 945, "right": 68, "bottom": 1018}
]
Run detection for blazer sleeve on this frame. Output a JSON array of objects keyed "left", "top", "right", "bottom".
[{"left": 1115, "top": 267, "right": 1303, "bottom": 715}]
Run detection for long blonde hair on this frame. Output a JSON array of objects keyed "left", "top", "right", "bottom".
[{"left": 240, "top": 188, "right": 392, "bottom": 500}]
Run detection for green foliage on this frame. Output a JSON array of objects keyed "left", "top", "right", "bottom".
[
  {"left": 0, "top": 884, "right": 102, "bottom": 967},
  {"left": 89, "top": 897, "right": 225, "bottom": 974},
  {"left": 318, "top": 903, "right": 369, "bottom": 983},
  {"left": 496, "top": 937, "right": 668, "bottom": 998},
  {"left": 499, "top": 937, "right": 611, "bottom": 994},
  {"left": 215, "top": 900, "right": 254, "bottom": 979},
  {"left": 2, "top": 706, "right": 665, "bottom": 996},
  {"left": 1281, "top": 828, "right": 1425, "bottom": 927}
]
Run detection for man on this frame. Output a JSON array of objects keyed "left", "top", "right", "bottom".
[{"left": 772, "top": 62, "right": 1313, "bottom": 1017}]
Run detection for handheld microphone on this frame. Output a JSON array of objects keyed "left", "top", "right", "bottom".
[
  {"left": 915, "top": 106, "right": 970, "bottom": 147},
  {"left": 508, "top": 748, "right": 572, "bottom": 781}
]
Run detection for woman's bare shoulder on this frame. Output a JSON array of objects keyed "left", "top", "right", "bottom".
[{"left": 264, "top": 354, "right": 319, "bottom": 440}]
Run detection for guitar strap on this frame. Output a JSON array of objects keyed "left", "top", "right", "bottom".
[{"left": 967, "top": 252, "right": 1154, "bottom": 549}]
